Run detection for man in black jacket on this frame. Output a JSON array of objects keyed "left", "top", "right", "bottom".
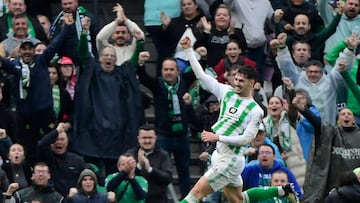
[
  {"left": 37, "top": 122, "right": 87, "bottom": 196},
  {"left": 129, "top": 124, "right": 173, "bottom": 203},
  {"left": 4, "top": 162, "right": 64, "bottom": 203}
]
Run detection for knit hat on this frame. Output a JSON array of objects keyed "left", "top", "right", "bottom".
[
  {"left": 205, "top": 95, "right": 218, "bottom": 107},
  {"left": 60, "top": 56, "right": 74, "bottom": 65},
  {"left": 78, "top": 169, "right": 98, "bottom": 192}
]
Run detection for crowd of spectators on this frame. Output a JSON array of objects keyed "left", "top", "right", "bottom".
[{"left": 0, "top": 0, "right": 360, "bottom": 202}]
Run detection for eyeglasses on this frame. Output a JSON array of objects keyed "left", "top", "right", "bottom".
[
  {"left": 258, "top": 151, "right": 272, "bottom": 155},
  {"left": 34, "top": 170, "right": 49, "bottom": 174},
  {"left": 101, "top": 54, "right": 116, "bottom": 58}
]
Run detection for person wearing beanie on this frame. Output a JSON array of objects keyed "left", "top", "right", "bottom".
[{"left": 66, "top": 169, "right": 115, "bottom": 203}]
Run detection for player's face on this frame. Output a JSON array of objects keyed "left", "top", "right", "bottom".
[{"left": 233, "top": 73, "right": 253, "bottom": 97}]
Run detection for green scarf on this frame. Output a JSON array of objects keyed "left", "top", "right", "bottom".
[
  {"left": 52, "top": 85, "right": 61, "bottom": 119},
  {"left": 265, "top": 111, "right": 292, "bottom": 152},
  {"left": 19, "top": 59, "right": 34, "bottom": 99},
  {"left": 163, "top": 77, "right": 183, "bottom": 132}
]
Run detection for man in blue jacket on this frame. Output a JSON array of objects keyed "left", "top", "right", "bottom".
[
  {"left": 242, "top": 144, "right": 302, "bottom": 199},
  {"left": 0, "top": 13, "right": 75, "bottom": 165}
]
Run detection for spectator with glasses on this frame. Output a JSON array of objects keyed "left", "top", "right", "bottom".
[
  {"left": 3, "top": 162, "right": 64, "bottom": 203},
  {"left": 242, "top": 144, "right": 302, "bottom": 199}
]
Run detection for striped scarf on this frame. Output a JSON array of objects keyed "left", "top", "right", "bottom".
[
  {"left": 19, "top": 59, "right": 34, "bottom": 99},
  {"left": 66, "top": 66, "right": 76, "bottom": 100},
  {"left": 265, "top": 110, "right": 292, "bottom": 152},
  {"left": 51, "top": 6, "right": 93, "bottom": 56},
  {"left": 163, "top": 77, "right": 183, "bottom": 132},
  {"left": 52, "top": 85, "right": 61, "bottom": 119}
]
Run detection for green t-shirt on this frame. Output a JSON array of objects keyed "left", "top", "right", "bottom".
[{"left": 105, "top": 173, "right": 148, "bottom": 203}]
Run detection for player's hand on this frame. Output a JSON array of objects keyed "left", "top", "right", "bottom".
[
  {"left": 201, "top": 130, "right": 219, "bottom": 142},
  {"left": 199, "top": 152, "right": 209, "bottom": 161}
]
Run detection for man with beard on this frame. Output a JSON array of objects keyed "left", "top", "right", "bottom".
[
  {"left": 0, "top": 13, "right": 75, "bottom": 166},
  {"left": 128, "top": 125, "right": 172, "bottom": 203},
  {"left": 324, "top": 0, "right": 360, "bottom": 53},
  {"left": 178, "top": 37, "right": 299, "bottom": 203},
  {"left": 51, "top": 0, "right": 100, "bottom": 62},
  {"left": 96, "top": 3, "right": 144, "bottom": 66},
  {"left": 274, "top": 5, "right": 343, "bottom": 60}
]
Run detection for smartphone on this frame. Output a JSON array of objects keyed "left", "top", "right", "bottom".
[{"left": 328, "top": 0, "right": 338, "bottom": 8}]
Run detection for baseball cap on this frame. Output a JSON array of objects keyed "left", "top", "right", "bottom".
[
  {"left": 60, "top": 56, "right": 74, "bottom": 65},
  {"left": 20, "top": 40, "right": 35, "bottom": 49}
]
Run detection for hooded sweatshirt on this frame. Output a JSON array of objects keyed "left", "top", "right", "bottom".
[{"left": 66, "top": 169, "right": 108, "bottom": 203}]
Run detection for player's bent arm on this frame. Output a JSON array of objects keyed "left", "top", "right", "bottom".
[{"left": 219, "top": 110, "right": 263, "bottom": 146}]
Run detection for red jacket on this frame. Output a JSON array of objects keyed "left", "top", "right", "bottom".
[{"left": 214, "top": 56, "right": 256, "bottom": 83}]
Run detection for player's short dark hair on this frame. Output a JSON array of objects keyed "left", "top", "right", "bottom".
[{"left": 237, "top": 65, "right": 257, "bottom": 80}]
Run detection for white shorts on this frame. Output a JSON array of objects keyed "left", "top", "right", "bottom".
[{"left": 204, "top": 150, "right": 245, "bottom": 192}]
